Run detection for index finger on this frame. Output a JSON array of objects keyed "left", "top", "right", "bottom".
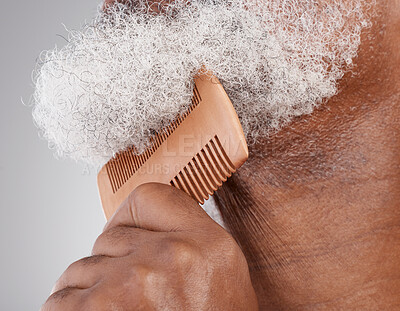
[{"left": 104, "top": 183, "right": 217, "bottom": 233}]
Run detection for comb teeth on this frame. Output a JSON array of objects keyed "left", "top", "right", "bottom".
[
  {"left": 98, "top": 73, "right": 249, "bottom": 220},
  {"left": 170, "top": 135, "right": 236, "bottom": 204},
  {"left": 106, "top": 85, "right": 202, "bottom": 193}
]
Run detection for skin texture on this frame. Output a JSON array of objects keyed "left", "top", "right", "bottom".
[
  {"left": 214, "top": 1, "right": 400, "bottom": 309},
  {"left": 41, "top": 183, "right": 258, "bottom": 310},
  {"left": 43, "top": 0, "right": 400, "bottom": 310}
]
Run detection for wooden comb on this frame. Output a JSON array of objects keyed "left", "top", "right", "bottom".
[{"left": 97, "top": 73, "right": 248, "bottom": 219}]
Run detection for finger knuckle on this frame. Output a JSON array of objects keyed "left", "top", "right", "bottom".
[
  {"left": 130, "top": 183, "right": 154, "bottom": 198},
  {"left": 84, "top": 279, "right": 145, "bottom": 311},
  {"left": 54, "top": 256, "right": 101, "bottom": 291},
  {"left": 93, "top": 227, "right": 126, "bottom": 253},
  {"left": 55, "top": 261, "right": 82, "bottom": 289},
  {"left": 161, "top": 237, "right": 202, "bottom": 266},
  {"left": 42, "top": 288, "right": 74, "bottom": 309},
  {"left": 92, "top": 234, "right": 105, "bottom": 255},
  {"left": 73, "top": 255, "right": 105, "bottom": 270},
  {"left": 125, "top": 263, "right": 157, "bottom": 289}
]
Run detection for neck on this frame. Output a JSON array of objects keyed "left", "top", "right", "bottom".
[{"left": 214, "top": 2, "right": 400, "bottom": 309}]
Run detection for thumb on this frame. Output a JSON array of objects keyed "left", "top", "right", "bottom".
[{"left": 103, "top": 183, "right": 216, "bottom": 232}]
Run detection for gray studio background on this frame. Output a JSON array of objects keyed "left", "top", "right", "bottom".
[{"left": 1, "top": 1, "right": 106, "bottom": 310}]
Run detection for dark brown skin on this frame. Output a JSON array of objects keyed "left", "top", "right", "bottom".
[
  {"left": 44, "top": 0, "right": 400, "bottom": 310},
  {"left": 41, "top": 183, "right": 258, "bottom": 310},
  {"left": 215, "top": 1, "right": 400, "bottom": 309}
]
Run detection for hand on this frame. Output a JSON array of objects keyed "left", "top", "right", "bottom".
[{"left": 41, "top": 183, "right": 258, "bottom": 310}]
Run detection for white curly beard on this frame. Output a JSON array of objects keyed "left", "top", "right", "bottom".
[{"left": 32, "top": 0, "right": 371, "bottom": 166}]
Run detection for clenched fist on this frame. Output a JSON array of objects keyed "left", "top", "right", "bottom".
[{"left": 41, "top": 183, "right": 258, "bottom": 310}]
